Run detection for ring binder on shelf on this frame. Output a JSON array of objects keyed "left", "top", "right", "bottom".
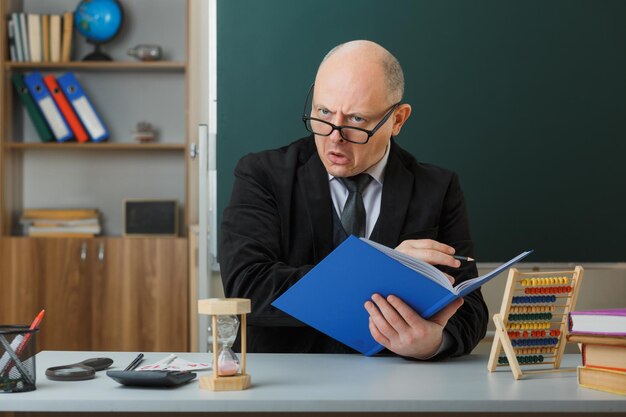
[
  {"left": 23, "top": 72, "right": 72, "bottom": 142},
  {"left": 57, "top": 72, "right": 109, "bottom": 142}
]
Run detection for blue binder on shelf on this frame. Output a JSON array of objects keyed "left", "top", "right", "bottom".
[
  {"left": 24, "top": 71, "right": 72, "bottom": 142},
  {"left": 272, "top": 236, "right": 533, "bottom": 356},
  {"left": 57, "top": 72, "right": 109, "bottom": 142}
]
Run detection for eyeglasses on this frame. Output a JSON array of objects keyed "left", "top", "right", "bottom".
[{"left": 301, "top": 84, "right": 401, "bottom": 144}]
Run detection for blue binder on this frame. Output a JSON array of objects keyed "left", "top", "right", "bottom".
[
  {"left": 24, "top": 71, "right": 72, "bottom": 142},
  {"left": 57, "top": 72, "right": 109, "bottom": 142},
  {"left": 272, "top": 236, "right": 532, "bottom": 356}
]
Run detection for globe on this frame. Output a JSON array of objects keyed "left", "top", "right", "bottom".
[{"left": 74, "top": 0, "right": 124, "bottom": 61}]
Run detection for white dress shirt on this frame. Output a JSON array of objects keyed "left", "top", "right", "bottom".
[{"left": 328, "top": 143, "right": 390, "bottom": 238}]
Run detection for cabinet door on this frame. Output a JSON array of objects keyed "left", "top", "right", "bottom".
[
  {"left": 0, "top": 237, "right": 92, "bottom": 351},
  {"left": 91, "top": 237, "right": 188, "bottom": 352}
]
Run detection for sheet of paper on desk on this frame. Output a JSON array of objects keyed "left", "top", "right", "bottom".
[{"left": 136, "top": 354, "right": 210, "bottom": 372}]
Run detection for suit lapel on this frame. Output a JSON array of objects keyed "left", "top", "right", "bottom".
[
  {"left": 297, "top": 150, "right": 334, "bottom": 262},
  {"left": 371, "top": 141, "right": 414, "bottom": 248}
]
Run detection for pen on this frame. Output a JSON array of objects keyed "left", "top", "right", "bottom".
[
  {"left": 453, "top": 255, "right": 475, "bottom": 262},
  {"left": 125, "top": 353, "right": 144, "bottom": 371}
]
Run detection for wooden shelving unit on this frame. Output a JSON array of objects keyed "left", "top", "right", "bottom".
[{"left": 0, "top": 0, "right": 196, "bottom": 353}]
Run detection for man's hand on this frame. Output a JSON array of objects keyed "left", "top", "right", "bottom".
[
  {"left": 395, "top": 238, "right": 461, "bottom": 284},
  {"left": 365, "top": 294, "right": 464, "bottom": 359},
  {"left": 395, "top": 239, "right": 461, "bottom": 268}
]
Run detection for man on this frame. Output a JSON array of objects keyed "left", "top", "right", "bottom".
[{"left": 220, "top": 40, "right": 487, "bottom": 360}]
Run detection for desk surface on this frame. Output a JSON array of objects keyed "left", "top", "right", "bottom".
[{"left": 1, "top": 351, "right": 625, "bottom": 414}]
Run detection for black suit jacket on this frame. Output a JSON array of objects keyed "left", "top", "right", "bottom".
[{"left": 220, "top": 136, "right": 487, "bottom": 358}]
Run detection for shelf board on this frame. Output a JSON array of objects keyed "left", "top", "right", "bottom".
[
  {"left": 4, "top": 142, "right": 186, "bottom": 151},
  {"left": 5, "top": 61, "right": 186, "bottom": 72}
]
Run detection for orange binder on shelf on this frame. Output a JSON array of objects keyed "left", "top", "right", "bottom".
[{"left": 43, "top": 74, "right": 89, "bottom": 142}]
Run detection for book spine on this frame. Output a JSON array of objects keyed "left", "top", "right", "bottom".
[
  {"left": 19, "top": 13, "right": 29, "bottom": 62},
  {"left": 7, "top": 18, "right": 17, "bottom": 62},
  {"left": 12, "top": 13, "right": 24, "bottom": 62},
  {"left": 27, "top": 14, "right": 41, "bottom": 63},
  {"left": 61, "top": 12, "right": 73, "bottom": 62},
  {"left": 42, "top": 14, "right": 50, "bottom": 62},
  {"left": 50, "top": 15, "right": 61, "bottom": 63}
]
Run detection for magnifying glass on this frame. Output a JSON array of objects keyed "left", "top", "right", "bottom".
[{"left": 46, "top": 358, "right": 113, "bottom": 381}]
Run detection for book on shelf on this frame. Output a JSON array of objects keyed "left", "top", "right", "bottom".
[
  {"left": 21, "top": 208, "right": 101, "bottom": 237},
  {"left": 19, "top": 13, "right": 30, "bottom": 62},
  {"left": 568, "top": 308, "right": 626, "bottom": 336},
  {"left": 577, "top": 365, "right": 626, "bottom": 396},
  {"left": 42, "top": 14, "right": 50, "bottom": 62},
  {"left": 49, "top": 14, "right": 61, "bottom": 63},
  {"left": 272, "top": 235, "right": 532, "bottom": 356},
  {"left": 10, "top": 13, "right": 24, "bottom": 62},
  {"left": 61, "top": 11, "right": 73, "bottom": 62},
  {"left": 21, "top": 208, "right": 99, "bottom": 220},
  {"left": 27, "top": 14, "right": 41, "bottom": 63},
  {"left": 7, "top": 16, "right": 17, "bottom": 62},
  {"left": 11, "top": 73, "right": 55, "bottom": 142},
  {"left": 6, "top": 13, "right": 66, "bottom": 63}
]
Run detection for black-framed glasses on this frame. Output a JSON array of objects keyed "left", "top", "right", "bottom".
[{"left": 301, "top": 84, "right": 401, "bottom": 144}]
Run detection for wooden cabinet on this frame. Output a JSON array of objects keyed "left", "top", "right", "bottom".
[
  {"left": 0, "top": 236, "right": 188, "bottom": 352},
  {"left": 0, "top": 237, "right": 91, "bottom": 350},
  {"left": 91, "top": 237, "right": 188, "bottom": 352}
]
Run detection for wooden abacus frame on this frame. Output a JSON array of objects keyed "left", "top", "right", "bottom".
[{"left": 488, "top": 266, "right": 584, "bottom": 380}]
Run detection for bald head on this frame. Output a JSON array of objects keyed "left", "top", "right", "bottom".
[{"left": 317, "top": 40, "right": 404, "bottom": 104}]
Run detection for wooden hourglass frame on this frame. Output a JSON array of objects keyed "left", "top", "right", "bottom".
[
  {"left": 488, "top": 266, "right": 583, "bottom": 380},
  {"left": 198, "top": 298, "right": 251, "bottom": 391}
]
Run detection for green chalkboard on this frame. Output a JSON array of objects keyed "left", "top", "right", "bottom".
[{"left": 217, "top": 0, "right": 626, "bottom": 262}]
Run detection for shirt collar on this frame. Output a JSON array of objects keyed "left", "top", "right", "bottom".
[{"left": 327, "top": 141, "right": 391, "bottom": 185}]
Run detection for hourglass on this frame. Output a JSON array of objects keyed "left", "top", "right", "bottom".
[{"left": 198, "top": 298, "right": 251, "bottom": 391}]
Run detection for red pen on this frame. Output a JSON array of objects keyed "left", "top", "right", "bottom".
[{"left": 17, "top": 309, "right": 45, "bottom": 354}]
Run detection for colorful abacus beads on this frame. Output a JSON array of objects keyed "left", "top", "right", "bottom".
[
  {"left": 509, "top": 306, "right": 555, "bottom": 314},
  {"left": 520, "top": 277, "right": 568, "bottom": 286},
  {"left": 524, "top": 286, "right": 572, "bottom": 295},
  {"left": 511, "top": 337, "right": 558, "bottom": 347},
  {"left": 507, "top": 312, "right": 553, "bottom": 321},
  {"left": 498, "top": 355, "right": 544, "bottom": 365},
  {"left": 507, "top": 322, "right": 550, "bottom": 330},
  {"left": 511, "top": 295, "right": 557, "bottom": 304}
]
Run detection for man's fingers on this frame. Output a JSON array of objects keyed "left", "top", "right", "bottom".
[
  {"left": 364, "top": 299, "right": 399, "bottom": 340},
  {"left": 395, "top": 239, "right": 460, "bottom": 268}
]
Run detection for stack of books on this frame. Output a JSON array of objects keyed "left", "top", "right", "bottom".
[
  {"left": 20, "top": 209, "right": 101, "bottom": 238},
  {"left": 6, "top": 12, "right": 73, "bottom": 63},
  {"left": 568, "top": 308, "right": 626, "bottom": 396}
]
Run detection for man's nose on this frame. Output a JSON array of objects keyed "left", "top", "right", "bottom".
[{"left": 329, "top": 127, "right": 344, "bottom": 143}]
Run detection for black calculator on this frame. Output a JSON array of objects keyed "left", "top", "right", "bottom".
[{"left": 106, "top": 370, "right": 197, "bottom": 387}]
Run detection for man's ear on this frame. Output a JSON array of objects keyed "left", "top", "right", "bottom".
[{"left": 392, "top": 104, "right": 412, "bottom": 136}]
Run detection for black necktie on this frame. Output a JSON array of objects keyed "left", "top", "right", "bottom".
[{"left": 338, "top": 174, "right": 373, "bottom": 237}]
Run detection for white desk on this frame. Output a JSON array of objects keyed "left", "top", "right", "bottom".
[{"left": 1, "top": 351, "right": 625, "bottom": 414}]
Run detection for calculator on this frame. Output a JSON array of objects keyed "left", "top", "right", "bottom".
[{"left": 106, "top": 370, "right": 197, "bottom": 387}]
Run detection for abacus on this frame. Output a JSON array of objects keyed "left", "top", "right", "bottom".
[{"left": 487, "top": 266, "right": 584, "bottom": 379}]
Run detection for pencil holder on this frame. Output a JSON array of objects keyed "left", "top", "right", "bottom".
[{"left": 0, "top": 325, "right": 38, "bottom": 393}]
